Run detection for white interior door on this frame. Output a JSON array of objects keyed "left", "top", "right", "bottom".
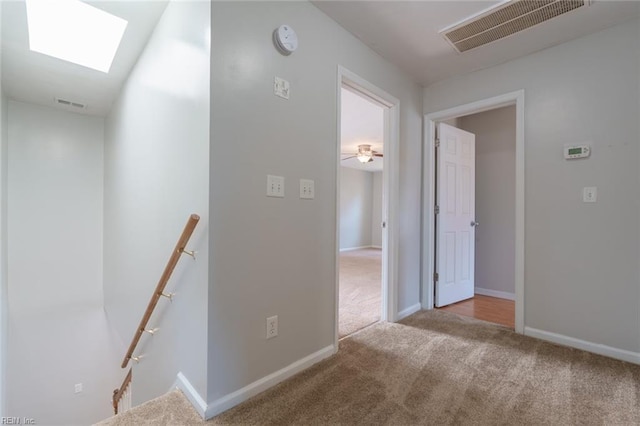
[{"left": 435, "top": 123, "right": 476, "bottom": 307}]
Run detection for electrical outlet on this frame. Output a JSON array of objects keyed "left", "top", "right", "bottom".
[
  {"left": 74, "top": 383, "right": 83, "bottom": 394},
  {"left": 266, "top": 315, "right": 278, "bottom": 339},
  {"left": 274, "top": 77, "right": 290, "bottom": 100}
]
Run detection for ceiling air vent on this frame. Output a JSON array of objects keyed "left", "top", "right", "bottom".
[
  {"left": 55, "top": 97, "right": 86, "bottom": 109},
  {"left": 440, "top": 0, "right": 590, "bottom": 53}
]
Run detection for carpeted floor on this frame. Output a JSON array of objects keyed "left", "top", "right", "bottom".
[
  {"left": 97, "top": 310, "right": 640, "bottom": 425},
  {"left": 339, "top": 248, "right": 381, "bottom": 337}
]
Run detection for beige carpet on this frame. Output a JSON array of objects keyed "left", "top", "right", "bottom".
[
  {"left": 339, "top": 248, "right": 381, "bottom": 337},
  {"left": 97, "top": 310, "right": 640, "bottom": 425}
]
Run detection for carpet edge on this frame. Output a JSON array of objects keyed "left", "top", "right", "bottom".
[
  {"left": 525, "top": 326, "right": 640, "bottom": 364},
  {"left": 205, "top": 344, "right": 336, "bottom": 419}
]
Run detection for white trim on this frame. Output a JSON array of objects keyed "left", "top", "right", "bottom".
[
  {"left": 336, "top": 66, "right": 400, "bottom": 352},
  {"left": 339, "top": 245, "right": 383, "bottom": 252},
  {"left": 422, "top": 90, "right": 525, "bottom": 334},
  {"left": 339, "top": 245, "right": 373, "bottom": 252},
  {"left": 474, "top": 287, "right": 515, "bottom": 301},
  {"left": 525, "top": 327, "right": 640, "bottom": 365},
  {"left": 173, "top": 372, "right": 207, "bottom": 419},
  {"left": 204, "top": 344, "right": 335, "bottom": 419},
  {"left": 397, "top": 303, "right": 421, "bottom": 320}
]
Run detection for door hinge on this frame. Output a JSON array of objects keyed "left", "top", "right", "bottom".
[
  {"left": 434, "top": 272, "right": 439, "bottom": 282},
  {"left": 435, "top": 138, "right": 440, "bottom": 148},
  {"left": 434, "top": 205, "right": 440, "bottom": 214}
]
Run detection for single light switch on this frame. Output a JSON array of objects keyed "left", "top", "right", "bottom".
[{"left": 583, "top": 186, "right": 597, "bottom": 203}]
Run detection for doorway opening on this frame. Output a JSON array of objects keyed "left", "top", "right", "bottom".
[
  {"left": 336, "top": 67, "right": 399, "bottom": 344},
  {"left": 423, "top": 91, "right": 525, "bottom": 333},
  {"left": 338, "top": 87, "right": 385, "bottom": 338}
]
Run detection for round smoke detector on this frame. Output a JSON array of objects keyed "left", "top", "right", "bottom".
[{"left": 273, "top": 25, "right": 298, "bottom": 55}]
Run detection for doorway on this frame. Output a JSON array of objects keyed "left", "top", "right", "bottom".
[
  {"left": 433, "top": 107, "right": 516, "bottom": 329},
  {"left": 423, "top": 91, "right": 525, "bottom": 334},
  {"left": 336, "top": 67, "right": 399, "bottom": 344},
  {"left": 338, "top": 87, "right": 385, "bottom": 338}
]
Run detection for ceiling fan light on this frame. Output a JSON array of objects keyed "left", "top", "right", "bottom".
[
  {"left": 357, "top": 153, "right": 372, "bottom": 163},
  {"left": 356, "top": 144, "right": 373, "bottom": 163}
]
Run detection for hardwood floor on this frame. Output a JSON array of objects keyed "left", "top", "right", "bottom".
[{"left": 437, "top": 294, "right": 515, "bottom": 329}]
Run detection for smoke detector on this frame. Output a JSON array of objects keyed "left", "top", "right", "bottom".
[{"left": 440, "top": 0, "right": 591, "bottom": 53}]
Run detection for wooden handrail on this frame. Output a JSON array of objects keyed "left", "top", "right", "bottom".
[
  {"left": 112, "top": 368, "right": 132, "bottom": 415},
  {"left": 121, "top": 214, "right": 200, "bottom": 368}
]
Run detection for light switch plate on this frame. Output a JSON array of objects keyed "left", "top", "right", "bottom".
[
  {"left": 300, "top": 179, "right": 314, "bottom": 199},
  {"left": 274, "top": 77, "right": 290, "bottom": 100},
  {"left": 267, "top": 175, "right": 285, "bottom": 198},
  {"left": 583, "top": 186, "right": 597, "bottom": 203}
]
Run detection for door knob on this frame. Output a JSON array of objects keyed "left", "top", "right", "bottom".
[
  {"left": 471, "top": 221, "right": 479, "bottom": 227},
  {"left": 382, "top": 221, "right": 387, "bottom": 229}
]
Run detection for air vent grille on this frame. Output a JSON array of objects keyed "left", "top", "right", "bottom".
[
  {"left": 441, "top": 0, "right": 588, "bottom": 53},
  {"left": 55, "top": 98, "right": 86, "bottom": 109}
]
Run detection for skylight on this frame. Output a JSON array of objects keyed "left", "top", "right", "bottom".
[{"left": 26, "top": 0, "right": 128, "bottom": 73}]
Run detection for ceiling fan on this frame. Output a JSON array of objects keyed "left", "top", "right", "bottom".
[{"left": 341, "top": 144, "right": 383, "bottom": 163}]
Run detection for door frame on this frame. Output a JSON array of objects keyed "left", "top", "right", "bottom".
[
  {"left": 335, "top": 66, "right": 400, "bottom": 348},
  {"left": 422, "top": 90, "right": 525, "bottom": 333}
]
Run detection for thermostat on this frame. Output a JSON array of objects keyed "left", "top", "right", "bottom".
[{"left": 564, "top": 145, "right": 591, "bottom": 159}]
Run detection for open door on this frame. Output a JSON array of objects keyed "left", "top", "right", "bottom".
[{"left": 435, "top": 123, "right": 476, "bottom": 307}]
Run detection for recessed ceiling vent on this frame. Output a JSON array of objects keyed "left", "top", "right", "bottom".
[
  {"left": 441, "top": 0, "right": 590, "bottom": 53},
  {"left": 55, "top": 97, "right": 86, "bottom": 109}
]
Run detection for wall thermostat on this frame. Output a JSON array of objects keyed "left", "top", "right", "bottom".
[
  {"left": 273, "top": 25, "right": 298, "bottom": 55},
  {"left": 564, "top": 145, "right": 591, "bottom": 159}
]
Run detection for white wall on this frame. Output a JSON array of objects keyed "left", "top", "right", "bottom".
[
  {"left": 104, "top": 0, "right": 210, "bottom": 406},
  {"left": 0, "top": 90, "right": 6, "bottom": 421},
  {"left": 209, "top": 0, "right": 422, "bottom": 408},
  {"left": 0, "top": 2, "right": 7, "bottom": 411},
  {"left": 6, "top": 101, "right": 120, "bottom": 425},
  {"left": 371, "top": 171, "right": 383, "bottom": 248},
  {"left": 8, "top": 101, "right": 104, "bottom": 312},
  {"left": 340, "top": 167, "right": 373, "bottom": 250},
  {"left": 459, "top": 106, "right": 516, "bottom": 297},
  {"left": 424, "top": 19, "right": 640, "bottom": 352}
]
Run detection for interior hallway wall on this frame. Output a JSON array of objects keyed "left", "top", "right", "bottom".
[
  {"left": 424, "top": 18, "right": 640, "bottom": 353},
  {"left": 209, "top": 0, "right": 422, "bottom": 410},
  {"left": 340, "top": 167, "right": 373, "bottom": 250},
  {"left": 0, "top": 3, "right": 7, "bottom": 411},
  {"left": 104, "top": 0, "right": 210, "bottom": 405},
  {"left": 6, "top": 101, "right": 120, "bottom": 425},
  {"left": 459, "top": 106, "right": 516, "bottom": 298}
]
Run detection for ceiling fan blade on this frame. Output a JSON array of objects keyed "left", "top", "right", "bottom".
[
  {"left": 373, "top": 153, "right": 383, "bottom": 157},
  {"left": 341, "top": 155, "right": 357, "bottom": 160},
  {"left": 368, "top": 157, "right": 374, "bottom": 163}
]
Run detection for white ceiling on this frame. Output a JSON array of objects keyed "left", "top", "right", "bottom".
[
  {"left": 1, "top": 0, "right": 168, "bottom": 117},
  {"left": 341, "top": 87, "right": 384, "bottom": 172},
  {"left": 2, "top": 1, "right": 638, "bottom": 118},
  {"left": 313, "top": 0, "right": 640, "bottom": 86}
]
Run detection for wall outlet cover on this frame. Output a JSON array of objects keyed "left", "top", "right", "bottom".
[{"left": 274, "top": 77, "right": 290, "bottom": 100}]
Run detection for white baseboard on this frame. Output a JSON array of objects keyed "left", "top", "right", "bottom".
[
  {"left": 173, "top": 372, "right": 207, "bottom": 419},
  {"left": 204, "top": 344, "right": 335, "bottom": 419},
  {"left": 397, "top": 303, "right": 421, "bottom": 320},
  {"left": 339, "top": 246, "right": 372, "bottom": 252},
  {"left": 524, "top": 327, "right": 640, "bottom": 365},
  {"left": 370, "top": 245, "right": 382, "bottom": 249},
  {"left": 474, "top": 287, "right": 515, "bottom": 301}
]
